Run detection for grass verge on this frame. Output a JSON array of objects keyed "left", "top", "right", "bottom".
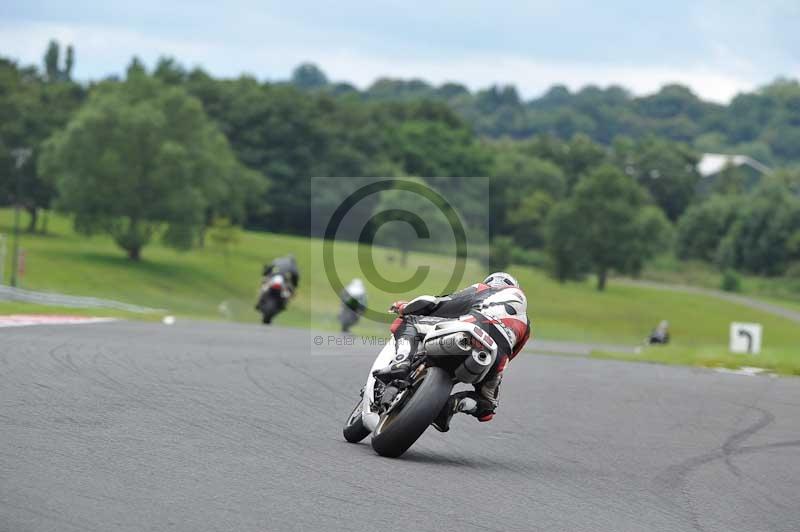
[
  {"left": 592, "top": 344, "right": 800, "bottom": 376},
  {"left": 1, "top": 209, "right": 798, "bottom": 367},
  {"left": 0, "top": 300, "right": 165, "bottom": 321}
]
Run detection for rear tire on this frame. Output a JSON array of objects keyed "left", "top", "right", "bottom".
[
  {"left": 371, "top": 367, "right": 453, "bottom": 458},
  {"left": 343, "top": 399, "right": 370, "bottom": 443}
]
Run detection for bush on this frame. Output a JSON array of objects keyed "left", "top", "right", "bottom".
[
  {"left": 511, "top": 247, "right": 548, "bottom": 268},
  {"left": 720, "top": 269, "right": 741, "bottom": 292},
  {"left": 785, "top": 262, "right": 800, "bottom": 279}
]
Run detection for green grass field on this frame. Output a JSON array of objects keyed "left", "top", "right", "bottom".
[
  {"left": 594, "top": 345, "right": 800, "bottom": 376},
  {"left": 641, "top": 254, "right": 800, "bottom": 306},
  {"left": 2, "top": 209, "right": 799, "bottom": 373}
]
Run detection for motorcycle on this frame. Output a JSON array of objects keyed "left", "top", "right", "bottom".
[
  {"left": 342, "top": 308, "right": 498, "bottom": 458},
  {"left": 256, "top": 273, "right": 292, "bottom": 324},
  {"left": 339, "top": 282, "right": 366, "bottom": 333},
  {"left": 339, "top": 303, "right": 362, "bottom": 333}
]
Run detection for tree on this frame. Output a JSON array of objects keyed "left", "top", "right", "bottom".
[
  {"left": 491, "top": 142, "right": 566, "bottom": 248},
  {"left": 290, "top": 63, "right": 328, "bottom": 90},
  {"left": 64, "top": 45, "right": 74, "bottom": 81},
  {"left": 43, "top": 41, "right": 59, "bottom": 82},
  {"left": 39, "top": 66, "right": 253, "bottom": 260},
  {"left": 523, "top": 134, "right": 607, "bottom": 191},
  {"left": 0, "top": 54, "right": 84, "bottom": 231},
  {"left": 43, "top": 40, "right": 74, "bottom": 82},
  {"left": 715, "top": 183, "right": 800, "bottom": 275},
  {"left": 611, "top": 136, "right": 700, "bottom": 221},
  {"left": 544, "top": 201, "right": 589, "bottom": 283},
  {"left": 544, "top": 165, "right": 669, "bottom": 290},
  {"left": 676, "top": 195, "right": 743, "bottom": 261}
]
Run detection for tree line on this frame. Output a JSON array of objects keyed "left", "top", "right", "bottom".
[
  {"left": 2, "top": 42, "right": 799, "bottom": 289},
  {"left": 290, "top": 62, "right": 800, "bottom": 168}
]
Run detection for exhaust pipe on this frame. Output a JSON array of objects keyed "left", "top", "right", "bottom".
[
  {"left": 424, "top": 332, "right": 472, "bottom": 356},
  {"left": 454, "top": 349, "right": 493, "bottom": 383}
]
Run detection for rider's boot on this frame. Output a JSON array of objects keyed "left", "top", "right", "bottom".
[
  {"left": 373, "top": 336, "right": 414, "bottom": 383},
  {"left": 432, "top": 391, "right": 478, "bottom": 433}
]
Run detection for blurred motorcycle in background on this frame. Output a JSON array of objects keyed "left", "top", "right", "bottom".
[
  {"left": 339, "top": 278, "right": 367, "bottom": 333},
  {"left": 256, "top": 273, "right": 292, "bottom": 324}
]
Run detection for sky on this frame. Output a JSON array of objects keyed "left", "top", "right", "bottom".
[{"left": 1, "top": 1, "right": 798, "bottom": 103}]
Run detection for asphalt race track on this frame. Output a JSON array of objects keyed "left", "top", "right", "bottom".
[{"left": 2, "top": 320, "right": 799, "bottom": 532}]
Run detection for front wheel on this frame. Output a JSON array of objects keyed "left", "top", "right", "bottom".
[
  {"left": 371, "top": 367, "right": 453, "bottom": 458},
  {"left": 260, "top": 295, "right": 280, "bottom": 324}
]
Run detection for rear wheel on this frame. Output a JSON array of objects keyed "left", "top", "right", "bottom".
[
  {"left": 343, "top": 398, "right": 370, "bottom": 443},
  {"left": 371, "top": 367, "right": 453, "bottom": 458}
]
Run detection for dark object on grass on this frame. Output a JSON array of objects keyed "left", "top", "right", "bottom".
[{"left": 647, "top": 320, "right": 670, "bottom": 345}]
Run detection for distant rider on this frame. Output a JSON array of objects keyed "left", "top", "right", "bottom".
[
  {"left": 262, "top": 255, "right": 300, "bottom": 295},
  {"left": 375, "top": 272, "right": 531, "bottom": 432},
  {"left": 648, "top": 320, "right": 670, "bottom": 345},
  {"left": 340, "top": 278, "right": 367, "bottom": 333}
]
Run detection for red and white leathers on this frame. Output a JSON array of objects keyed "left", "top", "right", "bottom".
[{"left": 390, "top": 282, "right": 532, "bottom": 421}]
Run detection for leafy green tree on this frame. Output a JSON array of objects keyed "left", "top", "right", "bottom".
[
  {"left": 365, "top": 78, "right": 435, "bottom": 101},
  {"left": 522, "top": 134, "right": 607, "bottom": 191},
  {"left": 611, "top": 136, "right": 700, "bottom": 221},
  {"left": 64, "top": 45, "right": 74, "bottom": 81},
  {"left": 544, "top": 201, "right": 589, "bottom": 283},
  {"left": 491, "top": 141, "right": 566, "bottom": 248},
  {"left": 623, "top": 205, "right": 674, "bottom": 276},
  {"left": 182, "top": 73, "right": 404, "bottom": 235},
  {"left": 43, "top": 40, "right": 74, "bottom": 82},
  {"left": 153, "top": 57, "right": 188, "bottom": 86},
  {"left": 715, "top": 183, "right": 800, "bottom": 275},
  {"left": 706, "top": 163, "right": 751, "bottom": 196},
  {"left": 0, "top": 53, "right": 84, "bottom": 231},
  {"left": 768, "top": 167, "right": 800, "bottom": 195},
  {"left": 290, "top": 63, "right": 328, "bottom": 90},
  {"left": 544, "top": 165, "right": 669, "bottom": 290},
  {"left": 43, "top": 41, "right": 59, "bottom": 82},
  {"left": 676, "top": 194, "right": 743, "bottom": 261},
  {"left": 39, "top": 65, "right": 253, "bottom": 260}
]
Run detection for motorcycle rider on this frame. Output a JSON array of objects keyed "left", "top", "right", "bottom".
[
  {"left": 340, "top": 278, "right": 367, "bottom": 333},
  {"left": 376, "top": 272, "right": 531, "bottom": 432},
  {"left": 261, "top": 254, "right": 300, "bottom": 295}
]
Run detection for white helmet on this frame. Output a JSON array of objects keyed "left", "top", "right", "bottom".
[{"left": 484, "top": 272, "right": 519, "bottom": 288}]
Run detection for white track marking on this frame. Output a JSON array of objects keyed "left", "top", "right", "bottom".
[
  {"left": 714, "top": 366, "right": 770, "bottom": 377},
  {"left": 0, "top": 315, "right": 118, "bottom": 328}
]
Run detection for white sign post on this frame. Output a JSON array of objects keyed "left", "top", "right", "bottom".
[{"left": 730, "top": 323, "right": 762, "bottom": 354}]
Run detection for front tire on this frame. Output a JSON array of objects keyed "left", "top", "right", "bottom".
[
  {"left": 371, "top": 367, "right": 453, "bottom": 458},
  {"left": 260, "top": 296, "right": 279, "bottom": 324},
  {"left": 343, "top": 399, "right": 370, "bottom": 443}
]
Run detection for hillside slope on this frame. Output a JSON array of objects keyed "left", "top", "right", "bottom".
[{"left": 2, "top": 210, "right": 798, "bottom": 365}]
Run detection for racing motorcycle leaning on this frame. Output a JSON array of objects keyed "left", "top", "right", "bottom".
[
  {"left": 256, "top": 273, "right": 292, "bottom": 324},
  {"left": 342, "top": 309, "right": 498, "bottom": 458}
]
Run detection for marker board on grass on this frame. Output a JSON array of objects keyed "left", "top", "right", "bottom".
[{"left": 730, "top": 323, "right": 762, "bottom": 354}]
